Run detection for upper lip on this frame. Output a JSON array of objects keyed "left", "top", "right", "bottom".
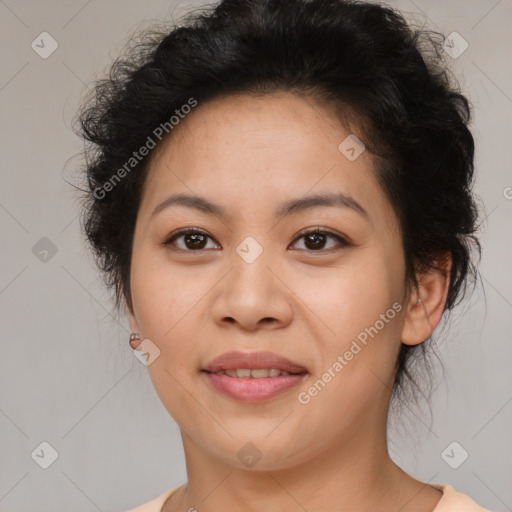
[{"left": 203, "top": 351, "right": 308, "bottom": 374}]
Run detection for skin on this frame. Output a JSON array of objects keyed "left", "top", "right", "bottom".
[{"left": 127, "top": 92, "right": 451, "bottom": 512}]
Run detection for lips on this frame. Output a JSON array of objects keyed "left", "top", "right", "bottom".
[{"left": 202, "top": 350, "right": 308, "bottom": 375}]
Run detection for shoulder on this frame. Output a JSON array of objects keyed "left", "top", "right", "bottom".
[
  {"left": 432, "top": 484, "right": 494, "bottom": 512},
  {"left": 122, "top": 483, "right": 494, "bottom": 512},
  {"left": 123, "top": 485, "right": 182, "bottom": 512}
]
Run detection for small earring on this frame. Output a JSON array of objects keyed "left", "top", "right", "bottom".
[
  {"left": 129, "top": 332, "right": 141, "bottom": 350},
  {"left": 417, "top": 298, "right": 423, "bottom": 305}
]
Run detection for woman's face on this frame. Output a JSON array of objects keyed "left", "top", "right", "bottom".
[{"left": 128, "top": 92, "right": 412, "bottom": 470}]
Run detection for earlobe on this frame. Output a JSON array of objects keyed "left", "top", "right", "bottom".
[{"left": 401, "top": 253, "right": 452, "bottom": 346}]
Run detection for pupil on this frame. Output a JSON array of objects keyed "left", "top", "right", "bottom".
[
  {"left": 186, "top": 233, "right": 206, "bottom": 249},
  {"left": 306, "top": 232, "right": 325, "bottom": 249}
]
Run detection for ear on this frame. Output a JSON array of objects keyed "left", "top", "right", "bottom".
[
  {"left": 401, "top": 252, "right": 452, "bottom": 346},
  {"left": 127, "top": 305, "right": 142, "bottom": 350}
]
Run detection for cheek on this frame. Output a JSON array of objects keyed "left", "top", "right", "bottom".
[
  {"left": 296, "top": 253, "right": 405, "bottom": 394},
  {"left": 130, "top": 254, "right": 206, "bottom": 419},
  {"left": 130, "top": 245, "right": 202, "bottom": 338},
  {"left": 129, "top": 248, "right": 216, "bottom": 398},
  {"left": 295, "top": 255, "right": 402, "bottom": 338}
]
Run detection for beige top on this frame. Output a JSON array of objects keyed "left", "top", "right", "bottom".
[{"left": 124, "top": 483, "right": 494, "bottom": 511}]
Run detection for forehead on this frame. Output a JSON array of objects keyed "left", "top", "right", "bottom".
[
  {"left": 155, "top": 92, "right": 351, "bottom": 158},
  {"left": 139, "top": 92, "right": 397, "bottom": 234}
]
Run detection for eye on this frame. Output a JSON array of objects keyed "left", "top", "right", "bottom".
[
  {"left": 290, "top": 228, "right": 350, "bottom": 252},
  {"left": 162, "top": 228, "right": 220, "bottom": 251},
  {"left": 162, "top": 227, "right": 350, "bottom": 253}
]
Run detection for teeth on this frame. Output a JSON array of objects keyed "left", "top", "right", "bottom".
[{"left": 214, "top": 368, "right": 295, "bottom": 378}]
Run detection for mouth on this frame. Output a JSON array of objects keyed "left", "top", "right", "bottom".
[{"left": 201, "top": 351, "right": 308, "bottom": 402}]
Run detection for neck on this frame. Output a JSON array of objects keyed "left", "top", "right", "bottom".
[{"left": 164, "top": 422, "right": 439, "bottom": 512}]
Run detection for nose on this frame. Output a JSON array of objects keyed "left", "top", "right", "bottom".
[{"left": 211, "top": 248, "right": 294, "bottom": 332}]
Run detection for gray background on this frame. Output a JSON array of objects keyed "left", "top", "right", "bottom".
[{"left": 0, "top": 0, "right": 511, "bottom": 511}]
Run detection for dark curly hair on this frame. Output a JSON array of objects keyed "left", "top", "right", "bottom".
[{"left": 75, "top": 0, "right": 481, "bottom": 409}]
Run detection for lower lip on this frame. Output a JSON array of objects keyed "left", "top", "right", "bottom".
[{"left": 203, "top": 371, "right": 307, "bottom": 403}]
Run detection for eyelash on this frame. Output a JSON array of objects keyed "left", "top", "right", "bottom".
[{"left": 161, "top": 227, "right": 351, "bottom": 253}]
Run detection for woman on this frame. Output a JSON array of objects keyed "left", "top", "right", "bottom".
[{"left": 76, "top": 0, "right": 492, "bottom": 510}]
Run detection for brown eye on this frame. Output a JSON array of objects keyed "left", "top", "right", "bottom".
[
  {"left": 182, "top": 232, "right": 207, "bottom": 249},
  {"left": 304, "top": 231, "right": 328, "bottom": 250},
  {"left": 291, "top": 228, "right": 350, "bottom": 252},
  {"left": 162, "top": 229, "right": 220, "bottom": 251}
]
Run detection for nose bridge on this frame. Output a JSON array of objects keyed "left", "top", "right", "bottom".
[
  {"left": 211, "top": 235, "right": 293, "bottom": 330},
  {"left": 230, "top": 235, "right": 276, "bottom": 302}
]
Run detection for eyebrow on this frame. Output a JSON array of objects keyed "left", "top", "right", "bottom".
[{"left": 151, "top": 192, "right": 368, "bottom": 220}]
